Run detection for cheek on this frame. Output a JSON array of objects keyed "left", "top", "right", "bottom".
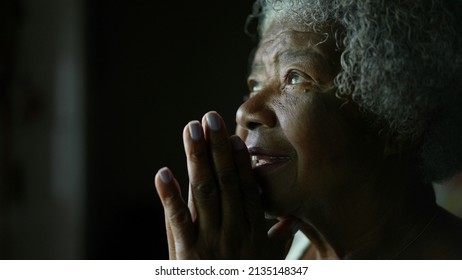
[
  {"left": 279, "top": 95, "right": 361, "bottom": 188},
  {"left": 281, "top": 92, "right": 354, "bottom": 152},
  {"left": 277, "top": 95, "right": 314, "bottom": 146}
]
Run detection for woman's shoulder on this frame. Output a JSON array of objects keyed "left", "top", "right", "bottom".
[{"left": 403, "top": 207, "right": 462, "bottom": 260}]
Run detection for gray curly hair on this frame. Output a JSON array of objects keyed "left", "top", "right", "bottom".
[{"left": 246, "top": 0, "right": 462, "bottom": 183}]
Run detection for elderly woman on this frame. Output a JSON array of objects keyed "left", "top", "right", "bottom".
[{"left": 154, "top": 0, "right": 462, "bottom": 259}]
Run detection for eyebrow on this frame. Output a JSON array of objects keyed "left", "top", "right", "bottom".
[{"left": 250, "top": 49, "right": 325, "bottom": 73}]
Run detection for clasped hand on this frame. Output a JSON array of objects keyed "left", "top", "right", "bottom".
[{"left": 154, "top": 111, "right": 298, "bottom": 259}]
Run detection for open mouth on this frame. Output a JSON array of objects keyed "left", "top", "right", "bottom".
[
  {"left": 248, "top": 147, "right": 292, "bottom": 172},
  {"left": 251, "top": 154, "right": 291, "bottom": 168}
]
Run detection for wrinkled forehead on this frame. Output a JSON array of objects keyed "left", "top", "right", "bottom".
[
  {"left": 260, "top": 21, "right": 328, "bottom": 45},
  {"left": 260, "top": 13, "right": 313, "bottom": 38},
  {"left": 253, "top": 22, "right": 338, "bottom": 66},
  {"left": 248, "top": 26, "right": 342, "bottom": 88},
  {"left": 248, "top": 2, "right": 341, "bottom": 72},
  {"left": 258, "top": 7, "right": 339, "bottom": 49}
]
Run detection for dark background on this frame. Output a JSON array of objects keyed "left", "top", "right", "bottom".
[
  {"left": 1, "top": 0, "right": 255, "bottom": 259},
  {"left": 85, "top": 0, "right": 255, "bottom": 260}
]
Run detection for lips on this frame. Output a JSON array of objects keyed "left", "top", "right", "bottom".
[{"left": 248, "top": 147, "right": 292, "bottom": 173}]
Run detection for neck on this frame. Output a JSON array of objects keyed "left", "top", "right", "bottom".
[{"left": 299, "top": 156, "right": 438, "bottom": 259}]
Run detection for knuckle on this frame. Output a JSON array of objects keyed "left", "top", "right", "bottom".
[
  {"left": 209, "top": 137, "right": 229, "bottom": 152},
  {"left": 188, "top": 146, "right": 206, "bottom": 163},
  {"left": 217, "top": 167, "right": 239, "bottom": 186},
  {"left": 192, "top": 180, "right": 217, "bottom": 198},
  {"left": 168, "top": 207, "right": 190, "bottom": 228}
]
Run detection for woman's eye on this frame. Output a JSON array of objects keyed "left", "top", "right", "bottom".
[
  {"left": 250, "top": 82, "right": 262, "bottom": 93},
  {"left": 287, "top": 71, "right": 312, "bottom": 85}
]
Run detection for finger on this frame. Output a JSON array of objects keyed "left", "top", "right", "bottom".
[
  {"left": 267, "top": 218, "right": 300, "bottom": 259},
  {"left": 155, "top": 167, "right": 195, "bottom": 257},
  {"left": 165, "top": 218, "right": 176, "bottom": 259},
  {"left": 187, "top": 183, "right": 197, "bottom": 223},
  {"left": 183, "top": 121, "right": 221, "bottom": 232},
  {"left": 230, "top": 135, "right": 265, "bottom": 228},
  {"left": 202, "top": 112, "right": 245, "bottom": 229}
]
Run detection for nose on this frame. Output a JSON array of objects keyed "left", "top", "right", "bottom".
[{"left": 235, "top": 91, "right": 277, "bottom": 134}]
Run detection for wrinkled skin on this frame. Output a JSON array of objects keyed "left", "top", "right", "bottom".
[
  {"left": 154, "top": 21, "right": 462, "bottom": 259},
  {"left": 155, "top": 112, "right": 298, "bottom": 259}
]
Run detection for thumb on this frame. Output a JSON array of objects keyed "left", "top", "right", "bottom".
[{"left": 267, "top": 218, "right": 300, "bottom": 259}]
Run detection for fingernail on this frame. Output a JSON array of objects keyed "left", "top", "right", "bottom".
[
  {"left": 231, "top": 136, "right": 244, "bottom": 151},
  {"left": 206, "top": 112, "right": 221, "bottom": 131},
  {"left": 159, "top": 167, "right": 172, "bottom": 183},
  {"left": 189, "top": 121, "right": 202, "bottom": 140}
]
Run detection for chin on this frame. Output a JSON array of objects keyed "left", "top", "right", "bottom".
[
  {"left": 256, "top": 180, "right": 299, "bottom": 220},
  {"left": 260, "top": 199, "right": 283, "bottom": 218},
  {"left": 260, "top": 192, "right": 297, "bottom": 219}
]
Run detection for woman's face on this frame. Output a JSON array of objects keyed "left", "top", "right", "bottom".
[{"left": 236, "top": 22, "right": 384, "bottom": 220}]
